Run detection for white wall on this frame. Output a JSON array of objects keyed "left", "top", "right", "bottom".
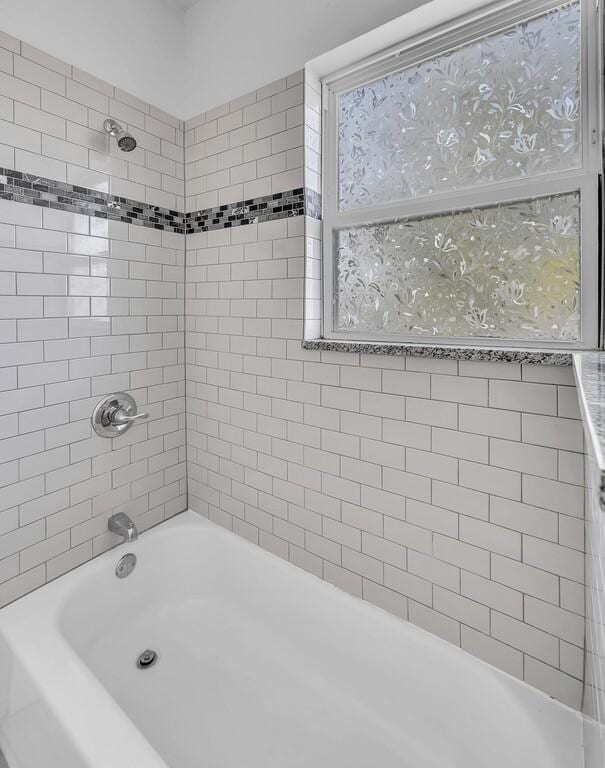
[
  {"left": 182, "top": 0, "right": 430, "bottom": 118},
  {"left": 0, "top": 0, "right": 184, "bottom": 117},
  {"left": 0, "top": 0, "right": 432, "bottom": 119}
]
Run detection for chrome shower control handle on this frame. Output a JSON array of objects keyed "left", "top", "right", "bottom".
[
  {"left": 111, "top": 409, "right": 149, "bottom": 426},
  {"left": 92, "top": 393, "right": 149, "bottom": 437}
]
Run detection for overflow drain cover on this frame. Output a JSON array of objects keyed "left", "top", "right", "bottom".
[{"left": 136, "top": 649, "right": 158, "bottom": 669}]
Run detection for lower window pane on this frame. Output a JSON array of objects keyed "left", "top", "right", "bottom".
[{"left": 335, "top": 192, "right": 580, "bottom": 342}]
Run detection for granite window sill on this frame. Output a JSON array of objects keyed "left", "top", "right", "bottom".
[{"left": 302, "top": 339, "right": 574, "bottom": 366}]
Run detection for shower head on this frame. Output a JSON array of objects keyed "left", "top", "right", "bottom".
[{"left": 103, "top": 119, "right": 137, "bottom": 152}]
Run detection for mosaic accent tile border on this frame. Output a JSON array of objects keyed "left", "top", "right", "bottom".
[
  {"left": 0, "top": 168, "right": 322, "bottom": 236},
  {"left": 185, "top": 187, "right": 321, "bottom": 233},
  {"left": 0, "top": 167, "right": 186, "bottom": 234}
]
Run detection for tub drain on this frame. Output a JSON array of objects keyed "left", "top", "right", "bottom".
[{"left": 136, "top": 649, "right": 158, "bottom": 669}]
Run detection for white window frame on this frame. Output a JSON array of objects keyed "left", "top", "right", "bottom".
[{"left": 321, "top": 0, "right": 602, "bottom": 350}]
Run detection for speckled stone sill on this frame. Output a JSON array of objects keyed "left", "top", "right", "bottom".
[{"left": 302, "top": 339, "right": 573, "bottom": 366}]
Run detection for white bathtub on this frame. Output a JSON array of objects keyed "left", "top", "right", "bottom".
[{"left": 0, "top": 511, "right": 584, "bottom": 767}]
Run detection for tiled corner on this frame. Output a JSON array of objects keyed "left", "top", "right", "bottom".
[{"left": 0, "top": 34, "right": 187, "bottom": 608}]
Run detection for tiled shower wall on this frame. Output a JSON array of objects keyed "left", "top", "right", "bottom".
[
  {"left": 0, "top": 31, "right": 187, "bottom": 608},
  {"left": 0, "top": 28, "right": 589, "bottom": 713},
  {"left": 584, "top": 437, "right": 605, "bottom": 764},
  {"left": 185, "top": 72, "right": 587, "bottom": 709}
]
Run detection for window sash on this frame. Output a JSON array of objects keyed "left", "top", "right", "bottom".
[{"left": 320, "top": 0, "right": 602, "bottom": 349}]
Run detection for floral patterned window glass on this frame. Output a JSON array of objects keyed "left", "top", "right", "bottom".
[
  {"left": 334, "top": 192, "right": 580, "bottom": 341},
  {"left": 338, "top": 3, "right": 581, "bottom": 210},
  {"left": 322, "top": 0, "right": 599, "bottom": 347}
]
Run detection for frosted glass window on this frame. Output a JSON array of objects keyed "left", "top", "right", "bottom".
[
  {"left": 335, "top": 192, "right": 580, "bottom": 341},
  {"left": 338, "top": 3, "right": 581, "bottom": 211},
  {"left": 322, "top": 0, "right": 600, "bottom": 349}
]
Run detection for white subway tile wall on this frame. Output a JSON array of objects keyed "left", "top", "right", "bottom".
[
  {"left": 0, "top": 33, "right": 589, "bottom": 715},
  {"left": 184, "top": 73, "right": 586, "bottom": 709},
  {"left": 584, "top": 439, "right": 605, "bottom": 765},
  {"left": 303, "top": 70, "right": 321, "bottom": 340},
  {"left": 185, "top": 72, "right": 304, "bottom": 213},
  {"left": 0, "top": 33, "right": 187, "bottom": 607}
]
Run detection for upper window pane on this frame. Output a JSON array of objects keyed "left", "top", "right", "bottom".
[{"left": 338, "top": 2, "right": 581, "bottom": 211}]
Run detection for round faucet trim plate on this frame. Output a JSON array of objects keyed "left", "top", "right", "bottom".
[{"left": 92, "top": 392, "right": 149, "bottom": 438}]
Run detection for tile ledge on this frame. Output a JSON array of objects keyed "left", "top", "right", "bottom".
[
  {"left": 573, "top": 352, "right": 605, "bottom": 484},
  {"left": 302, "top": 339, "right": 573, "bottom": 366}
]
